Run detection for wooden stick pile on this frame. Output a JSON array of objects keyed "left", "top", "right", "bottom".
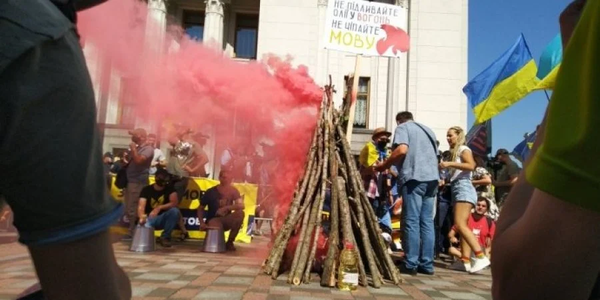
[{"left": 262, "top": 79, "right": 403, "bottom": 288}]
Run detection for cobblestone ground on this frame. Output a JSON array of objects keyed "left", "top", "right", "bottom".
[{"left": 0, "top": 234, "right": 492, "bottom": 300}]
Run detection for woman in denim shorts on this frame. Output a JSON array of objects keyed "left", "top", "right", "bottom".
[{"left": 439, "top": 126, "right": 490, "bottom": 273}]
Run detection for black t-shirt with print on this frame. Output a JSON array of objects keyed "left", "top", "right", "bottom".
[{"left": 140, "top": 184, "right": 176, "bottom": 215}]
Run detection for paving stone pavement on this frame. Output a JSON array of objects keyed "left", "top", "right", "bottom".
[{"left": 0, "top": 236, "right": 492, "bottom": 300}]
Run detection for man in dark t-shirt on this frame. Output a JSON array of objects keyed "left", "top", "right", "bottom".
[
  {"left": 198, "top": 170, "right": 245, "bottom": 251},
  {"left": 137, "top": 169, "right": 179, "bottom": 247}
]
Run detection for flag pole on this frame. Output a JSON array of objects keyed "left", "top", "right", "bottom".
[{"left": 543, "top": 90, "right": 551, "bottom": 102}]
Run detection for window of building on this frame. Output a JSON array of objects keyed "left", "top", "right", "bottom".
[
  {"left": 183, "top": 10, "right": 205, "bottom": 41},
  {"left": 344, "top": 76, "right": 371, "bottom": 129},
  {"left": 234, "top": 14, "right": 259, "bottom": 59}
]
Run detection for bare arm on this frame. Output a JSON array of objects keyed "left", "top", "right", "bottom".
[
  {"left": 28, "top": 231, "right": 132, "bottom": 300},
  {"left": 442, "top": 149, "right": 476, "bottom": 171},
  {"left": 228, "top": 197, "right": 245, "bottom": 211},
  {"left": 494, "top": 175, "right": 518, "bottom": 187},
  {"left": 198, "top": 205, "right": 207, "bottom": 228},
  {"left": 129, "top": 145, "right": 148, "bottom": 165},
  {"left": 492, "top": 190, "right": 600, "bottom": 300},
  {"left": 137, "top": 198, "right": 147, "bottom": 224},
  {"left": 472, "top": 174, "right": 492, "bottom": 186},
  {"left": 375, "top": 144, "right": 408, "bottom": 172}
]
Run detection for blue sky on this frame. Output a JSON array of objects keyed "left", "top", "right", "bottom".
[{"left": 468, "top": 0, "right": 570, "bottom": 152}]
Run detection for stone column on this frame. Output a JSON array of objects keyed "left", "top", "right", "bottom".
[
  {"left": 203, "top": 0, "right": 225, "bottom": 49},
  {"left": 316, "top": 0, "right": 329, "bottom": 85}
]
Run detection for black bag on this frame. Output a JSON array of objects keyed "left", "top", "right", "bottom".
[{"left": 115, "top": 165, "right": 128, "bottom": 189}]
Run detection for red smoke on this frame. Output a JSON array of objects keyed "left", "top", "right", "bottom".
[{"left": 78, "top": 0, "right": 322, "bottom": 213}]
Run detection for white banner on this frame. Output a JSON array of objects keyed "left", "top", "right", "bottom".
[{"left": 324, "top": 0, "right": 409, "bottom": 57}]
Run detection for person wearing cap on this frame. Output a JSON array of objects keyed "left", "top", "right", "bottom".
[
  {"left": 492, "top": 148, "right": 520, "bottom": 207},
  {"left": 447, "top": 196, "right": 496, "bottom": 271},
  {"left": 125, "top": 128, "right": 155, "bottom": 238},
  {"left": 0, "top": 1, "right": 131, "bottom": 299},
  {"left": 137, "top": 169, "right": 180, "bottom": 248},
  {"left": 375, "top": 111, "right": 439, "bottom": 276},
  {"left": 359, "top": 127, "right": 393, "bottom": 233}
]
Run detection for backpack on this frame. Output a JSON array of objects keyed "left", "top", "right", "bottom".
[
  {"left": 485, "top": 217, "right": 493, "bottom": 232},
  {"left": 115, "top": 164, "right": 128, "bottom": 189}
]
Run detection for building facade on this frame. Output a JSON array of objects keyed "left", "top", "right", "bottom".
[{"left": 87, "top": 0, "right": 468, "bottom": 177}]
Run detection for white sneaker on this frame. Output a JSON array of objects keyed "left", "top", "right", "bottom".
[
  {"left": 448, "top": 260, "right": 471, "bottom": 272},
  {"left": 469, "top": 256, "right": 490, "bottom": 273}
]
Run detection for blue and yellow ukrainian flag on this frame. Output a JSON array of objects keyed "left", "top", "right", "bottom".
[
  {"left": 533, "top": 34, "right": 563, "bottom": 91},
  {"left": 463, "top": 34, "right": 539, "bottom": 124},
  {"left": 512, "top": 129, "right": 537, "bottom": 163}
]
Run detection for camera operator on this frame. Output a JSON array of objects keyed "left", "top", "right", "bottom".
[{"left": 492, "top": 149, "right": 520, "bottom": 207}]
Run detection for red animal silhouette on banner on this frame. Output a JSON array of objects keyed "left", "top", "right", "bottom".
[{"left": 376, "top": 24, "right": 410, "bottom": 56}]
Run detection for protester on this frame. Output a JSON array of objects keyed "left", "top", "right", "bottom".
[
  {"left": 375, "top": 111, "right": 439, "bottom": 276},
  {"left": 472, "top": 156, "right": 500, "bottom": 220},
  {"left": 197, "top": 170, "right": 245, "bottom": 251},
  {"left": 137, "top": 169, "right": 180, "bottom": 248},
  {"left": 166, "top": 129, "right": 204, "bottom": 200},
  {"left": 493, "top": 1, "right": 600, "bottom": 299},
  {"left": 110, "top": 151, "right": 129, "bottom": 174},
  {"left": 440, "top": 126, "right": 490, "bottom": 273},
  {"left": 448, "top": 197, "right": 495, "bottom": 271},
  {"left": 492, "top": 148, "right": 520, "bottom": 206},
  {"left": 359, "top": 127, "right": 393, "bottom": 233},
  {"left": 125, "top": 128, "right": 155, "bottom": 238},
  {"left": 0, "top": 1, "right": 131, "bottom": 299},
  {"left": 147, "top": 134, "right": 166, "bottom": 175},
  {"left": 436, "top": 151, "right": 453, "bottom": 257}
]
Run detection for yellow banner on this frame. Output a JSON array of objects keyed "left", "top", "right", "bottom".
[{"left": 110, "top": 176, "right": 257, "bottom": 243}]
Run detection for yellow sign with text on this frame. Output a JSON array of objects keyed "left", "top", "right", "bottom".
[{"left": 110, "top": 176, "right": 257, "bottom": 243}]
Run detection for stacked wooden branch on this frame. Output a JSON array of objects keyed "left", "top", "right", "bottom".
[{"left": 262, "top": 78, "right": 403, "bottom": 288}]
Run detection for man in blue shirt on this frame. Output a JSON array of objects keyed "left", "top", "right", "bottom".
[{"left": 376, "top": 111, "right": 440, "bottom": 275}]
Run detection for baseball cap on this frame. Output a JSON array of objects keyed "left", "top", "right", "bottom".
[{"left": 128, "top": 128, "right": 147, "bottom": 137}]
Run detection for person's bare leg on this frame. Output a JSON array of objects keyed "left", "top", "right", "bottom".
[
  {"left": 453, "top": 203, "right": 482, "bottom": 253},
  {"left": 28, "top": 230, "right": 131, "bottom": 300}
]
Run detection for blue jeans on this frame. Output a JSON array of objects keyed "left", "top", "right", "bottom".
[
  {"left": 401, "top": 180, "right": 438, "bottom": 272},
  {"left": 146, "top": 207, "right": 180, "bottom": 239},
  {"left": 435, "top": 199, "right": 452, "bottom": 254}
]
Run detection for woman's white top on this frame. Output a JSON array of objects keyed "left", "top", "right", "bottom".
[{"left": 449, "top": 145, "right": 472, "bottom": 182}]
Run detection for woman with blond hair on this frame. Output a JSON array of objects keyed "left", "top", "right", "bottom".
[{"left": 439, "top": 126, "right": 490, "bottom": 273}]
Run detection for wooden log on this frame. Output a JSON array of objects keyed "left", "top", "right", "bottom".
[
  {"left": 303, "top": 108, "right": 332, "bottom": 283},
  {"left": 320, "top": 139, "right": 340, "bottom": 287},
  {"left": 270, "top": 193, "right": 315, "bottom": 279},
  {"left": 264, "top": 127, "right": 319, "bottom": 275},
  {"left": 336, "top": 124, "right": 403, "bottom": 286},
  {"left": 292, "top": 117, "right": 327, "bottom": 285},
  {"left": 269, "top": 155, "right": 322, "bottom": 278},
  {"left": 336, "top": 177, "right": 368, "bottom": 286},
  {"left": 288, "top": 197, "right": 314, "bottom": 284},
  {"left": 352, "top": 191, "right": 383, "bottom": 287},
  {"left": 360, "top": 194, "right": 403, "bottom": 285}
]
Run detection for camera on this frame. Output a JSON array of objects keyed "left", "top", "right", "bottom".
[{"left": 487, "top": 157, "right": 504, "bottom": 172}]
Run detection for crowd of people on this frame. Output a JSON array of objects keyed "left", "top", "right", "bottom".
[
  {"left": 99, "top": 127, "right": 279, "bottom": 248},
  {"left": 360, "top": 111, "right": 521, "bottom": 275}
]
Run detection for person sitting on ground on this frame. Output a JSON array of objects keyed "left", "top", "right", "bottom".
[
  {"left": 198, "top": 170, "right": 245, "bottom": 251},
  {"left": 447, "top": 197, "right": 496, "bottom": 271},
  {"left": 137, "top": 169, "right": 180, "bottom": 248}
]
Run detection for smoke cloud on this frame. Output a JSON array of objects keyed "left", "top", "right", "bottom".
[{"left": 78, "top": 0, "right": 322, "bottom": 213}]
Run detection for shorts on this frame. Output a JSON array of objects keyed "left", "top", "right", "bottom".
[
  {"left": 451, "top": 178, "right": 477, "bottom": 206},
  {"left": 0, "top": 17, "right": 121, "bottom": 246}
]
